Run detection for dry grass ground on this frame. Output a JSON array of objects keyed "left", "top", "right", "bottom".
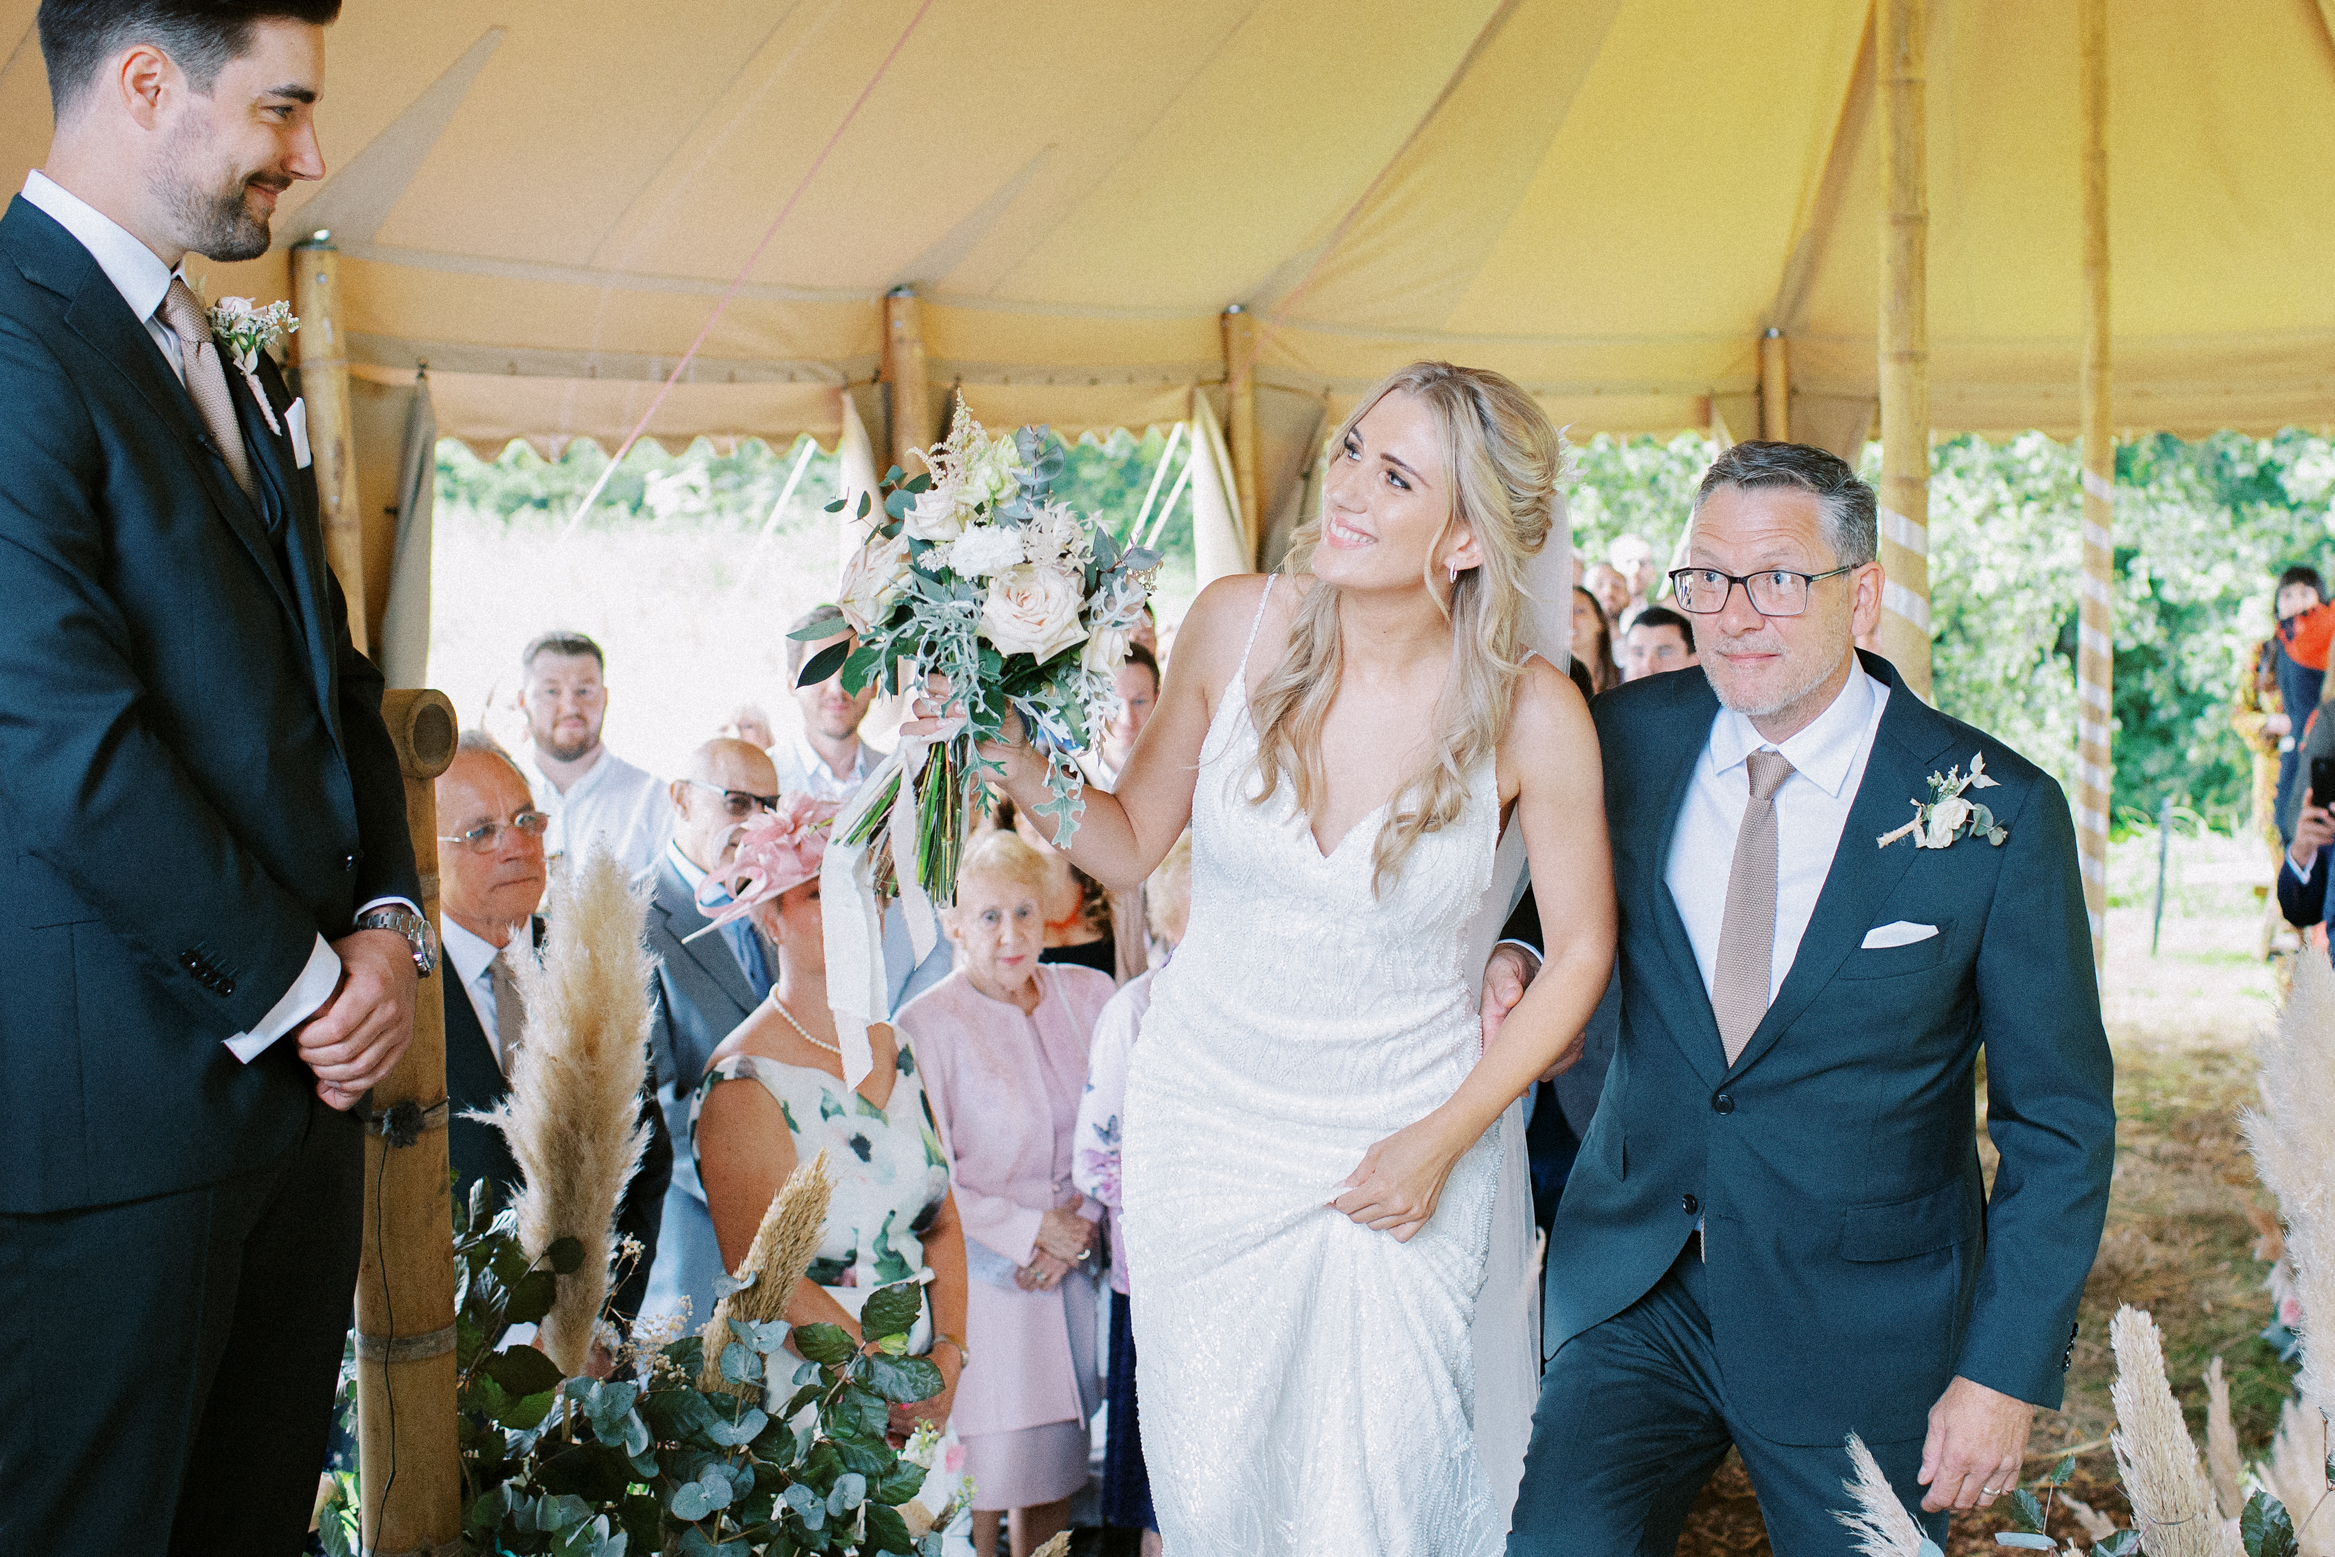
[{"left": 1678, "top": 825, "right": 2299, "bottom": 1555}]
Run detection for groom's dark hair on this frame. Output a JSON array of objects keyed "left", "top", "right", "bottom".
[
  {"left": 39, "top": 0, "right": 341, "bottom": 118},
  {"left": 1693, "top": 440, "right": 1878, "bottom": 569}
]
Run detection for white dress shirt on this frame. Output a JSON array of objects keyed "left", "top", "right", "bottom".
[
  {"left": 529, "top": 745, "right": 672, "bottom": 877},
  {"left": 23, "top": 170, "right": 417, "bottom": 1060},
  {"left": 771, "top": 731, "right": 878, "bottom": 802},
  {"left": 1665, "top": 663, "right": 1891, "bottom": 1006},
  {"left": 440, "top": 918, "right": 506, "bottom": 1061}
]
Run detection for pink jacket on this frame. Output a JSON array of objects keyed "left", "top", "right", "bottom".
[{"left": 897, "top": 965, "right": 1113, "bottom": 1437}]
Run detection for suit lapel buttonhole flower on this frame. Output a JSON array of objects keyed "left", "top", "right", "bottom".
[
  {"left": 1878, "top": 752, "right": 2006, "bottom": 851},
  {"left": 204, "top": 297, "right": 299, "bottom": 435}
]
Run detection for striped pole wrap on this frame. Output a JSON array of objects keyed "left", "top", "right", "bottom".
[
  {"left": 1876, "top": 0, "right": 1932, "bottom": 698},
  {"left": 2076, "top": 0, "right": 2111, "bottom": 971}
]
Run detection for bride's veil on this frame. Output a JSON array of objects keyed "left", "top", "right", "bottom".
[{"left": 1463, "top": 488, "right": 1574, "bottom": 1531}]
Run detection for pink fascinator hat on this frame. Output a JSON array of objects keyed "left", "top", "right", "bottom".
[{"left": 687, "top": 793, "right": 840, "bottom": 937}]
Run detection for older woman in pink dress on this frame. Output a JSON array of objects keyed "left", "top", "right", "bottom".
[{"left": 896, "top": 830, "right": 1113, "bottom": 1557}]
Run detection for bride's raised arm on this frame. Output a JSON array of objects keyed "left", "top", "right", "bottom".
[{"left": 910, "top": 572, "right": 1276, "bottom": 892}]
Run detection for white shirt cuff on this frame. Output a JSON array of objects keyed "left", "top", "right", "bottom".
[
  {"left": 2291, "top": 852, "right": 2319, "bottom": 887},
  {"left": 1495, "top": 937, "right": 1544, "bottom": 965},
  {"left": 224, "top": 934, "right": 342, "bottom": 1062},
  {"left": 358, "top": 895, "right": 422, "bottom": 919}
]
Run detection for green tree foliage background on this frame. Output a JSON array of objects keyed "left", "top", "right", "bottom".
[{"left": 438, "top": 428, "right": 2335, "bottom": 826}]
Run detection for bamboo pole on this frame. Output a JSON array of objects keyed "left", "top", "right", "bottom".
[
  {"left": 356, "top": 689, "right": 461, "bottom": 1557},
  {"left": 291, "top": 237, "right": 369, "bottom": 654},
  {"left": 1221, "top": 305, "right": 1261, "bottom": 567},
  {"left": 2076, "top": 0, "right": 2113, "bottom": 970},
  {"left": 882, "top": 287, "right": 934, "bottom": 474},
  {"left": 1876, "top": 0, "right": 1933, "bottom": 699},
  {"left": 1760, "top": 328, "right": 1791, "bottom": 441}
]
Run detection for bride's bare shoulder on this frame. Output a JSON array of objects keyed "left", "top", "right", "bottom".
[
  {"left": 1508, "top": 655, "right": 1594, "bottom": 748},
  {"left": 1171, "top": 573, "right": 1307, "bottom": 680}
]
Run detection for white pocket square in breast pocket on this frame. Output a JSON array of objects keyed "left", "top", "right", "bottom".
[
  {"left": 286, "top": 396, "right": 312, "bottom": 469},
  {"left": 1862, "top": 921, "right": 1940, "bottom": 949}
]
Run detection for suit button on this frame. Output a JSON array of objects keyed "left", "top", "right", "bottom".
[
  {"left": 181, "top": 951, "right": 201, "bottom": 971},
  {"left": 1712, "top": 1093, "right": 1735, "bottom": 1114},
  {"left": 218, "top": 977, "right": 235, "bottom": 998},
  {"left": 1681, "top": 1193, "right": 1701, "bottom": 1216},
  {"left": 342, "top": 853, "right": 359, "bottom": 872}
]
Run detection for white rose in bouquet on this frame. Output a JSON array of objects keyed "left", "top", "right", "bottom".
[
  {"left": 1081, "top": 621, "right": 1133, "bottom": 678},
  {"left": 980, "top": 561, "right": 1089, "bottom": 661},
  {"left": 945, "top": 522, "right": 1027, "bottom": 578},
  {"left": 837, "top": 531, "right": 909, "bottom": 634},
  {"left": 903, "top": 477, "right": 973, "bottom": 543}
]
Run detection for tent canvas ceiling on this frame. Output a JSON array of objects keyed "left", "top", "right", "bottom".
[{"left": 2, "top": 0, "right": 2332, "bottom": 470}]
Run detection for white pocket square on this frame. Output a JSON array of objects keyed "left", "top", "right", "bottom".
[
  {"left": 1862, "top": 921, "right": 1939, "bottom": 949},
  {"left": 286, "top": 396, "right": 312, "bottom": 469}
]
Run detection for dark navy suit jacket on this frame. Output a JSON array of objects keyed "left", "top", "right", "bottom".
[
  {"left": 0, "top": 197, "right": 418, "bottom": 1213},
  {"left": 1547, "top": 654, "right": 2115, "bottom": 1446}
]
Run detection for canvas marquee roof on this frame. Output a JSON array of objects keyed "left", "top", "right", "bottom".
[{"left": 2, "top": 0, "right": 2333, "bottom": 502}]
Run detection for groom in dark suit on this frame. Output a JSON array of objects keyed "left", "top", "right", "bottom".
[
  {"left": 0, "top": 5, "right": 430, "bottom": 1555},
  {"left": 1496, "top": 443, "right": 2114, "bottom": 1554}
]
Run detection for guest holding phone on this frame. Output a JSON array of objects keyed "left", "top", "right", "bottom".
[{"left": 2276, "top": 748, "right": 2335, "bottom": 961}]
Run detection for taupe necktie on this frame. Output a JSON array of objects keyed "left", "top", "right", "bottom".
[
  {"left": 1711, "top": 749, "right": 1797, "bottom": 1065},
  {"left": 489, "top": 948, "right": 527, "bottom": 1076},
  {"left": 159, "top": 278, "right": 255, "bottom": 502}
]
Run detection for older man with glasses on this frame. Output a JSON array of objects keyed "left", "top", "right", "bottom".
[{"left": 435, "top": 730, "right": 672, "bottom": 1335}]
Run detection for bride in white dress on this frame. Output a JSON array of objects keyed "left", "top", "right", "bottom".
[{"left": 943, "top": 362, "right": 1615, "bottom": 1556}]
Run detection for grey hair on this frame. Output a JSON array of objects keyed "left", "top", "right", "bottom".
[
  {"left": 456, "top": 727, "right": 532, "bottom": 789},
  {"left": 1691, "top": 441, "right": 1877, "bottom": 568}
]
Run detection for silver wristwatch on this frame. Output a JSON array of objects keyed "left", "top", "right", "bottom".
[{"left": 355, "top": 908, "right": 439, "bottom": 976}]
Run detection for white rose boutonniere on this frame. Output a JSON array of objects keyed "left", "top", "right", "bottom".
[
  {"left": 205, "top": 297, "right": 298, "bottom": 434},
  {"left": 1879, "top": 752, "right": 2007, "bottom": 851}
]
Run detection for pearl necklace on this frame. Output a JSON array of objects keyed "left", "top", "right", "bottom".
[{"left": 765, "top": 990, "right": 840, "bottom": 1057}]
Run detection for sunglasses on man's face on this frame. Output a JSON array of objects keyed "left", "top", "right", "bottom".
[{"left": 686, "top": 780, "right": 781, "bottom": 818}]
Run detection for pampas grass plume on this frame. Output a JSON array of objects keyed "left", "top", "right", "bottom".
[
  {"left": 1833, "top": 1432, "right": 1929, "bottom": 1557},
  {"left": 699, "top": 1150, "right": 835, "bottom": 1397},
  {"left": 2245, "top": 950, "right": 2335, "bottom": 1421},
  {"left": 2206, "top": 1355, "right": 2244, "bottom": 1521},
  {"left": 1029, "top": 1537, "right": 1070, "bottom": 1557},
  {"left": 2109, "top": 1306, "right": 2240, "bottom": 1557},
  {"left": 2261, "top": 1396, "right": 2335, "bottom": 1557},
  {"left": 471, "top": 848, "right": 655, "bottom": 1377}
]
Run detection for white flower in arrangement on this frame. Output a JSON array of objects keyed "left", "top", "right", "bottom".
[
  {"left": 903, "top": 476, "right": 972, "bottom": 543},
  {"left": 944, "top": 521, "right": 1028, "bottom": 578},
  {"left": 1878, "top": 751, "right": 2006, "bottom": 851},
  {"left": 836, "top": 530, "right": 910, "bottom": 635},
  {"left": 1080, "top": 621, "right": 1133, "bottom": 678},
  {"left": 965, "top": 432, "right": 1023, "bottom": 507},
  {"left": 980, "top": 561, "right": 1090, "bottom": 661},
  {"left": 204, "top": 296, "right": 298, "bottom": 374},
  {"left": 1022, "top": 499, "right": 1093, "bottom": 571}
]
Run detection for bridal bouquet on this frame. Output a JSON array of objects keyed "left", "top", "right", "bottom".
[{"left": 796, "top": 396, "right": 1160, "bottom": 900}]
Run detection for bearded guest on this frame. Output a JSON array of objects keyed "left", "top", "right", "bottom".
[
  {"left": 0, "top": 6, "right": 432, "bottom": 1551},
  {"left": 519, "top": 630, "right": 671, "bottom": 876},
  {"left": 1496, "top": 442, "right": 2114, "bottom": 1556},
  {"left": 435, "top": 734, "right": 672, "bottom": 1331},
  {"left": 776, "top": 604, "right": 881, "bottom": 799}
]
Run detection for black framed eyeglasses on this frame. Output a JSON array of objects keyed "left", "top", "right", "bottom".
[
  {"left": 1668, "top": 564, "right": 1857, "bottom": 618},
  {"left": 685, "top": 780, "right": 781, "bottom": 818},
  {"left": 438, "top": 811, "right": 552, "bottom": 853}
]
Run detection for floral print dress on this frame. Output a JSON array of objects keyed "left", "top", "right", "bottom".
[{"left": 691, "top": 1044, "right": 953, "bottom": 1295}]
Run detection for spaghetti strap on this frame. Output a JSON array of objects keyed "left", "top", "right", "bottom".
[{"left": 1231, "top": 574, "right": 1276, "bottom": 687}]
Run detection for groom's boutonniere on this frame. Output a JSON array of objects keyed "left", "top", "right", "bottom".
[
  {"left": 205, "top": 297, "right": 299, "bottom": 435},
  {"left": 1878, "top": 752, "right": 2008, "bottom": 851}
]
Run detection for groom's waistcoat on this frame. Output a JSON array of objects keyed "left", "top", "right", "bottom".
[{"left": 1549, "top": 652, "right": 2114, "bottom": 1447}]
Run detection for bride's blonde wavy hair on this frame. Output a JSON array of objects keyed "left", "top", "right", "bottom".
[{"left": 1249, "top": 361, "right": 1564, "bottom": 893}]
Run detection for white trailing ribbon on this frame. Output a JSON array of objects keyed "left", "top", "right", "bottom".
[{"left": 817, "top": 716, "right": 954, "bottom": 1090}]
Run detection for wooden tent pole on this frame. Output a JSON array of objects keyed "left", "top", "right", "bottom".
[
  {"left": 1221, "top": 306, "right": 1261, "bottom": 567},
  {"left": 883, "top": 287, "right": 934, "bottom": 472},
  {"left": 357, "top": 690, "right": 461, "bottom": 1557},
  {"left": 292, "top": 237, "right": 370, "bottom": 654},
  {"left": 1759, "top": 328, "right": 1790, "bottom": 441},
  {"left": 1876, "top": 0, "right": 1932, "bottom": 699},
  {"left": 2076, "top": 0, "right": 2113, "bottom": 970}
]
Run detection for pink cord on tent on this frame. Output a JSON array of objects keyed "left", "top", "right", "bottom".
[{"left": 558, "top": 0, "right": 940, "bottom": 541}]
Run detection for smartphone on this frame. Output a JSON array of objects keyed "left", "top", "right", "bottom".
[{"left": 2312, "top": 755, "right": 2335, "bottom": 809}]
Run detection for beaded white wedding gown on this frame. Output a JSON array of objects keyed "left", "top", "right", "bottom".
[{"left": 1120, "top": 580, "right": 1525, "bottom": 1557}]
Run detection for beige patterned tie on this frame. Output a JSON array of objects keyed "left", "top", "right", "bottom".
[
  {"left": 490, "top": 948, "right": 527, "bottom": 1076},
  {"left": 159, "top": 278, "right": 255, "bottom": 502},
  {"left": 1711, "top": 749, "right": 1797, "bottom": 1065}
]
